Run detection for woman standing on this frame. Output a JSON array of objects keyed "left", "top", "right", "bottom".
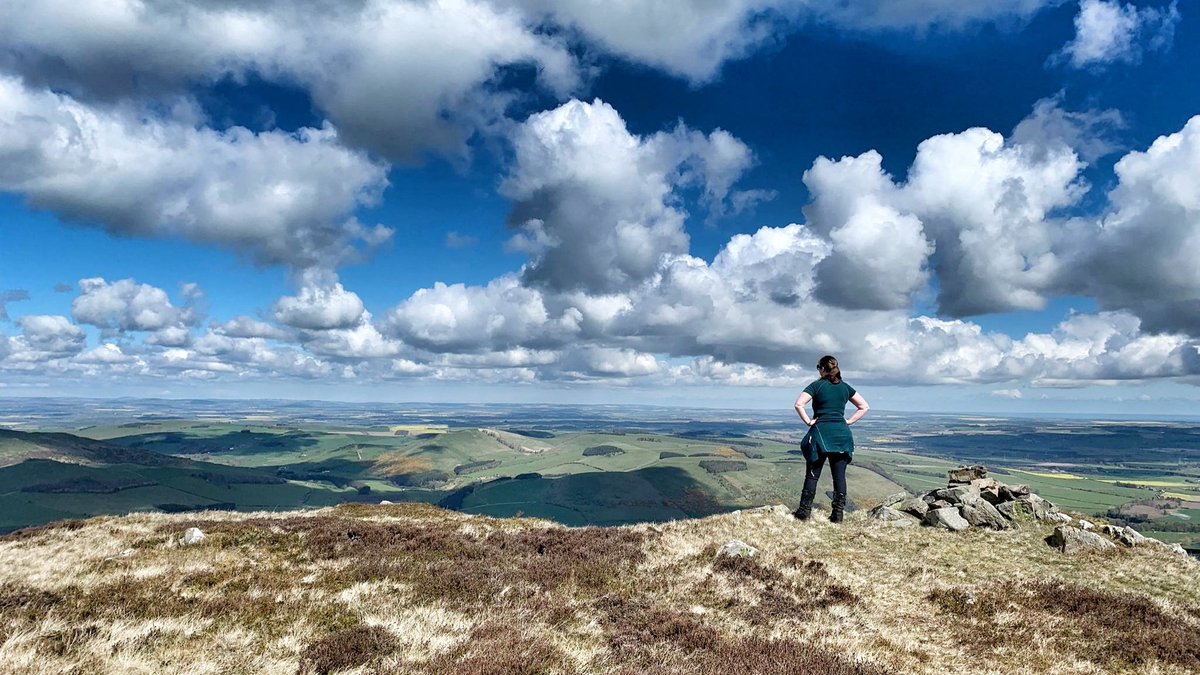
[{"left": 793, "top": 355, "right": 869, "bottom": 523}]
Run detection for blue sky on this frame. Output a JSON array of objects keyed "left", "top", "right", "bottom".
[{"left": 1, "top": 0, "right": 1199, "bottom": 414}]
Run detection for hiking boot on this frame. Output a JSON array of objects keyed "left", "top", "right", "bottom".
[
  {"left": 793, "top": 489, "right": 815, "bottom": 520},
  {"left": 830, "top": 492, "right": 847, "bottom": 523}
]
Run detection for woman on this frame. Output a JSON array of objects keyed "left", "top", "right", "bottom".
[{"left": 793, "top": 355, "right": 869, "bottom": 523}]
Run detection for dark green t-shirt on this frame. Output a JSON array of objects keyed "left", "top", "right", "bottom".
[{"left": 803, "top": 379, "right": 857, "bottom": 421}]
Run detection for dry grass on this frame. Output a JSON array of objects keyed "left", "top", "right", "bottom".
[
  {"left": 1, "top": 503, "right": 1198, "bottom": 674},
  {"left": 370, "top": 453, "right": 432, "bottom": 477},
  {"left": 930, "top": 580, "right": 1200, "bottom": 670}
]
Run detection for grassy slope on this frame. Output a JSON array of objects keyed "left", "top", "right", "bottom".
[{"left": 1, "top": 504, "right": 1198, "bottom": 674}]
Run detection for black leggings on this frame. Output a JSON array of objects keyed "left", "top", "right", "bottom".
[{"left": 803, "top": 452, "right": 849, "bottom": 497}]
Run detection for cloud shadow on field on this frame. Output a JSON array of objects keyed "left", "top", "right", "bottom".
[{"left": 442, "top": 465, "right": 735, "bottom": 526}]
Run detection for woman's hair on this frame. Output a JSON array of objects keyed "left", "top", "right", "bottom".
[{"left": 817, "top": 355, "right": 842, "bottom": 384}]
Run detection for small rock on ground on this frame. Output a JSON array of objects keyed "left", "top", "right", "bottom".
[
  {"left": 923, "top": 507, "right": 970, "bottom": 532},
  {"left": 1050, "top": 526, "right": 1115, "bottom": 554},
  {"left": 181, "top": 527, "right": 206, "bottom": 546},
  {"left": 718, "top": 540, "right": 758, "bottom": 558}
]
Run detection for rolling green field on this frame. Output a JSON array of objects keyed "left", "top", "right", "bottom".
[{"left": 3, "top": 417, "right": 1199, "bottom": 553}]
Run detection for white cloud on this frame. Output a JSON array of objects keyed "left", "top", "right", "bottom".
[
  {"left": 1059, "top": 0, "right": 1179, "bottom": 69},
  {"left": 71, "top": 278, "right": 202, "bottom": 334},
  {"left": 0, "top": 0, "right": 578, "bottom": 163},
  {"left": 1076, "top": 115, "right": 1200, "bottom": 334},
  {"left": 515, "top": 0, "right": 792, "bottom": 83},
  {"left": 1010, "top": 96, "right": 1125, "bottom": 163},
  {"left": 991, "top": 388, "right": 1024, "bottom": 399},
  {"left": 11, "top": 315, "right": 86, "bottom": 361},
  {"left": 0, "top": 77, "right": 390, "bottom": 269},
  {"left": 801, "top": 152, "right": 931, "bottom": 310},
  {"left": 902, "top": 126, "right": 1086, "bottom": 316},
  {"left": 292, "top": 0, "right": 579, "bottom": 162},
  {"left": 185, "top": 332, "right": 333, "bottom": 379},
  {"left": 383, "top": 275, "right": 577, "bottom": 352},
  {"left": 214, "top": 316, "right": 291, "bottom": 341},
  {"left": 436, "top": 348, "right": 561, "bottom": 369},
  {"left": 76, "top": 343, "right": 138, "bottom": 365},
  {"left": 560, "top": 346, "right": 662, "bottom": 379},
  {"left": 300, "top": 315, "right": 404, "bottom": 360},
  {"left": 4, "top": 92, "right": 1200, "bottom": 392},
  {"left": 503, "top": 98, "right": 755, "bottom": 294},
  {"left": 272, "top": 272, "right": 366, "bottom": 331},
  {"left": 791, "top": 107, "right": 1089, "bottom": 317}
]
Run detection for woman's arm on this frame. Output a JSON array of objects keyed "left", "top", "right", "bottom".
[
  {"left": 846, "top": 393, "right": 869, "bottom": 425},
  {"left": 794, "top": 392, "right": 815, "bottom": 426}
]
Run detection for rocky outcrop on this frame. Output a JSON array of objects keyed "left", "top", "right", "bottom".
[
  {"left": 869, "top": 466, "right": 1191, "bottom": 557},
  {"left": 875, "top": 470, "right": 1058, "bottom": 532}
]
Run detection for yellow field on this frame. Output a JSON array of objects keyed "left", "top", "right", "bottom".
[
  {"left": 388, "top": 424, "right": 449, "bottom": 435},
  {"left": 1011, "top": 468, "right": 1085, "bottom": 480},
  {"left": 1097, "top": 479, "right": 1194, "bottom": 488},
  {"left": 1161, "top": 491, "right": 1200, "bottom": 502}
]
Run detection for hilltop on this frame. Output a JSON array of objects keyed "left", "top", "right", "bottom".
[{"left": 2, "top": 499, "right": 1198, "bottom": 674}]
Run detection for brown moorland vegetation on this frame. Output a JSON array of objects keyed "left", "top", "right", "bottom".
[{"left": 0, "top": 502, "right": 1198, "bottom": 673}]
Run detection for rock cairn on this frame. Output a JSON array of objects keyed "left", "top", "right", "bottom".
[{"left": 868, "top": 465, "right": 1191, "bottom": 557}]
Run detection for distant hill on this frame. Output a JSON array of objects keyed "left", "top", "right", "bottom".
[
  {"left": 0, "top": 428, "right": 188, "bottom": 468},
  {"left": 0, "top": 429, "right": 433, "bottom": 534},
  {"left": 1, "top": 503, "right": 1197, "bottom": 673}
]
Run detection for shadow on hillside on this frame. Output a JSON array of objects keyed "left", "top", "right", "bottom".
[
  {"left": 440, "top": 465, "right": 737, "bottom": 527},
  {"left": 109, "top": 430, "right": 320, "bottom": 456}
]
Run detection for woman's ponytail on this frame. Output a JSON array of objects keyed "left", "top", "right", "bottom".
[{"left": 818, "top": 355, "right": 842, "bottom": 384}]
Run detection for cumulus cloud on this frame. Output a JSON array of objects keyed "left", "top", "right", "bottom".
[
  {"left": 1011, "top": 96, "right": 1125, "bottom": 163},
  {"left": 1058, "top": 0, "right": 1179, "bottom": 69},
  {"left": 794, "top": 105, "right": 1089, "bottom": 318},
  {"left": 503, "top": 99, "right": 755, "bottom": 294},
  {"left": 559, "top": 346, "right": 661, "bottom": 379},
  {"left": 991, "top": 388, "right": 1024, "bottom": 399},
  {"left": 272, "top": 272, "right": 366, "bottom": 331},
  {"left": 1075, "top": 115, "right": 1200, "bottom": 334},
  {"left": 0, "top": 77, "right": 390, "bottom": 269},
  {"left": 300, "top": 315, "right": 404, "bottom": 360},
  {"left": 12, "top": 315, "right": 86, "bottom": 361},
  {"left": 292, "top": 0, "right": 579, "bottom": 162},
  {"left": 76, "top": 343, "right": 139, "bottom": 366},
  {"left": 360, "top": 100, "right": 1200, "bottom": 389},
  {"left": 801, "top": 152, "right": 931, "bottom": 310},
  {"left": 214, "top": 316, "right": 291, "bottom": 341},
  {"left": 0, "top": 0, "right": 578, "bottom": 162},
  {"left": 5, "top": 86, "right": 1200, "bottom": 392},
  {"left": 71, "top": 278, "right": 202, "bottom": 334},
  {"left": 905, "top": 126, "right": 1086, "bottom": 316},
  {"left": 514, "top": 0, "right": 793, "bottom": 83},
  {"left": 181, "top": 332, "right": 334, "bottom": 379},
  {"left": 383, "top": 275, "right": 578, "bottom": 352}
]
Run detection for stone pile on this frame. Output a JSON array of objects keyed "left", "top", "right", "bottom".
[{"left": 867, "top": 465, "right": 1191, "bottom": 557}]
